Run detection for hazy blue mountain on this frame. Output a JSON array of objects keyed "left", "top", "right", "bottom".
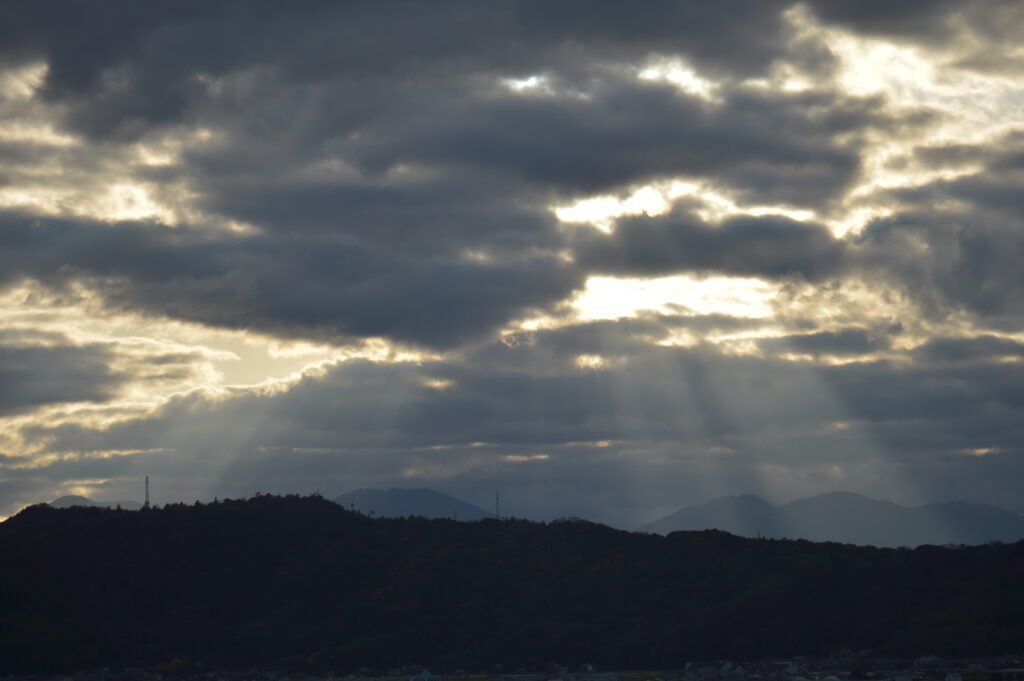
[
  {"left": 49, "top": 495, "right": 142, "bottom": 511},
  {"left": 780, "top": 491, "right": 911, "bottom": 546},
  {"left": 334, "top": 487, "right": 491, "bottom": 521},
  {"left": 639, "top": 494, "right": 781, "bottom": 538},
  {"left": 639, "top": 490, "right": 1024, "bottom": 547},
  {"left": 911, "top": 501, "right": 1024, "bottom": 546}
]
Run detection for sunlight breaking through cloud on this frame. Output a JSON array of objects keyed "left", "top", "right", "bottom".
[{"left": 1, "top": 0, "right": 1024, "bottom": 524}]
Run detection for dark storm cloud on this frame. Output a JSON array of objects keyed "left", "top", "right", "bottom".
[
  {"left": 0, "top": 331, "right": 123, "bottom": 414},
  {"left": 191, "top": 173, "right": 562, "bottom": 256},
  {"left": 912, "top": 335, "right": 1024, "bottom": 364},
  {"left": 1, "top": 1, "right": 797, "bottom": 141},
  {"left": 0, "top": 79, "right": 903, "bottom": 350},
  {"left": 0, "top": 211, "right": 579, "bottom": 348},
  {"left": 574, "top": 208, "right": 845, "bottom": 280},
  {"left": 5, "top": 0, "right": 927, "bottom": 211},
  {"left": 143, "top": 67, "right": 923, "bottom": 347},
  {"left": 804, "top": 0, "right": 965, "bottom": 41},
  {"left": 346, "top": 81, "right": 906, "bottom": 207},
  {"left": 757, "top": 327, "right": 889, "bottom": 357},
  {"left": 0, "top": 0, "right": 940, "bottom": 351}
]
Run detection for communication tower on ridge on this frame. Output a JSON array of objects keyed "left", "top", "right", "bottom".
[
  {"left": 495, "top": 491, "right": 500, "bottom": 520},
  {"left": 144, "top": 476, "right": 150, "bottom": 509}
]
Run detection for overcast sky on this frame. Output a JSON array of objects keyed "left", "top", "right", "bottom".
[{"left": 2, "top": 1, "right": 1023, "bottom": 526}]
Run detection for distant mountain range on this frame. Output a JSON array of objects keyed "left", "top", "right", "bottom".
[
  {"left": 334, "top": 487, "right": 492, "bottom": 521},
  {"left": 48, "top": 495, "right": 142, "bottom": 511},
  {"left": 639, "top": 491, "right": 1024, "bottom": 547}
]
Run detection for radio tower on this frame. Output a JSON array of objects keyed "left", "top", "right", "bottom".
[
  {"left": 144, "top": 476, "right": 150, "bottom": 509},
  {"left": 495, "top": 491, "right": 500, "bottom": 520}
]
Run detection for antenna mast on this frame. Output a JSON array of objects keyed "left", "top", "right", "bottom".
[
  {"left": 144, "top": 476, "right": 150, "bottom": 509},
  {"left": 495, "top": 491, "right": 500, "bottom": 520}
]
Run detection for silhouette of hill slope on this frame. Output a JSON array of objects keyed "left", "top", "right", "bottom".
[
  {"left": 334, "top": 487, "right": 490, "bottom": 520},
  {"left": 49, "top": 494, "right": 143, "bottom": 510},
  {"left": 640, "top": 491, "right": 1024, "bottom": 546},
  {"left": 1, "top": 495, "right": 1022, "bottom": 674}
]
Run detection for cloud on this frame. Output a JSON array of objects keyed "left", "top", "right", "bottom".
[
  {"left": 757, "top": 327, "right": 890, "bottom": 357},
  {"left": 2, "top": 1, "right": 1024, "bottom": 527},
  {"left": 850, "top": 133, "right": 1024, "bottom": 326},
  {"left": 573, "top": 208, "right": 845, "bottom": 280},
  {"left": 911, "top": 335, "right": 1024, "bottom": 364},
  {"left": 804, "top": 0, "right": 966, "bottom": 42},
  {"left": 1, "top": 1, "right": 800, "bottom": 142},
  {"left": 0, "top": 210, "right": 580, "bottom": 348},
  {"left": 9, "top": 318, "right": 1024, "bottom": 520},
  {"left": 0, "top": 330, "right": 124, "bottom": 414},
  {"left": 0, "top": 326, "right": 220, "bottom": 417},
  {"left": 344, "top": 81, "right": 909, "bottom": 208},
  {"left": 0, "top": 1, "right": 937, "bottom": 352}
]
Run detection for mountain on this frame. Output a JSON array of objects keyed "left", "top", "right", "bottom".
[
  {"left": 49, "top": 495, "right": 142, "bottom": 510},
  {"left": 639, "top": 493, "right": 780, "bottom": 538},
  {"left": 334, "top": 487, "right": 491, "bottom": 521},
  {"left": 639, "top": 491, "right": 1024, "bottom": 547},
  {"left": 2, "top": 495, "right": 1023, "bottom": 674}
]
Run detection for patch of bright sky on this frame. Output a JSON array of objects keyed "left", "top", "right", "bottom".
[
  {"left": 503, "top": 453, "right": 550, "bottom": 463},
  {"left": 554, "top": 185, "right": 672, "bottom": 231},
  {"left": 501, "top": 74, "right": 555, "bottom": 94},
  {"left": 804, "top": 7, "right": 1024, "bottom": 224},
  {"left": 572, "top": 274, "right": 778, "bottom": 322},
  {"left": 828, "top": 28, "right": 1022, "bottom": 123},
  {"left": 0, "top": 120, "right": 77, "bottom": 147},
  {"left": 554, "top": 180, "right": 815, "bottom": 233},
  {"left": 637, "top": 56, "right": 720, "bottom": 101},
  {"left": 551, "top": 180, "right": 806, "bottom": 342},
  {"left": 0, "top": 61, "right": 47, "bottom": 100},
  {"left": 498, "top": 73, "right": 598, "bottom": 102}
]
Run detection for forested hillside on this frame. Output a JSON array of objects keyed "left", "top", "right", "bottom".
[{"left": 1, "top": 495, "right": 1022, "bottom": 674}]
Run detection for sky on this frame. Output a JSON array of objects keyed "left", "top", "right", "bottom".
[{"left": 1, "top": 1, "right": 1024, "bottom": 527}]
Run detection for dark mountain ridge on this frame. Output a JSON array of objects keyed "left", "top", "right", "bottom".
[
  {"left": 641, "top": 491, "right": 1024, "bottom": 546},
  {"left": 1, "top": 495, "right": 1022, "bottom": 674}
]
